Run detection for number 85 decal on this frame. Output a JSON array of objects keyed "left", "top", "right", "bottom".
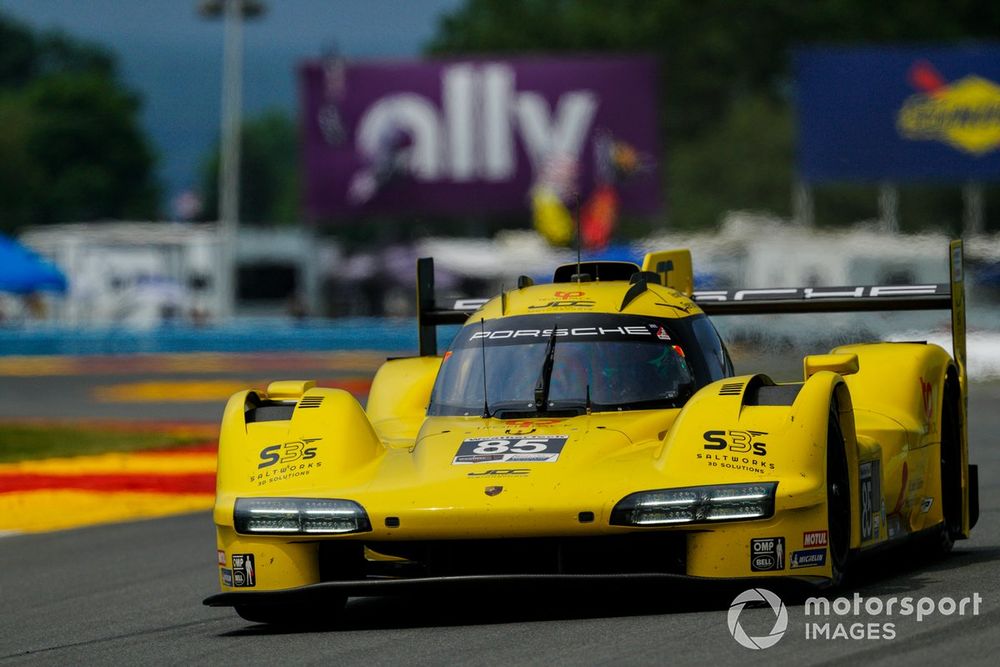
[
  {"left": 453, "top": 436, "right": 568, "bottom": 464},
  {"left": 472, "top": 439, "right": 550, "bottom": 455}
]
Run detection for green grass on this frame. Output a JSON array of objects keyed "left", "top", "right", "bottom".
[{"left": 0, "top": 424, "right": 212, "bottom": 463}]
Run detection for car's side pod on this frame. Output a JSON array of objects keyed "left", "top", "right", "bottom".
[
  {"left": 660, "top": 372, "right": 862, "bottom": 545},
  {"left": 215, "top": 386, "right": 385, "bottom": 498}
]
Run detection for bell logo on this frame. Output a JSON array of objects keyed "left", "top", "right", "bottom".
[
  {"left": 728, "top": 588, "right": 788, "bottom": 650},
  {"left": 354, "top": 63, "right": 598, "bottom": 183},
  {"left": 897, "top": 60, "right": 1000, "bottom": 155}
]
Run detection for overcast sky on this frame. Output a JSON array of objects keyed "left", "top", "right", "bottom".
[{"left": 0, "top": 0, "right": 463, "bottom": 215}]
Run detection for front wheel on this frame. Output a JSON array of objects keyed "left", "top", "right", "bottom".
[{"left": 826, "top": 403, "right": 851, "bottom": 586}]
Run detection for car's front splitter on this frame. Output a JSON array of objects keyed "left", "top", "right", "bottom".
[{"left": 204, "top": 571, "right": 826, "bottom": 608}]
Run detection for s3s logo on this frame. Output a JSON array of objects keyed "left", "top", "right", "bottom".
[
  {"left": 258, "top": 438, "right": 320, "bottom": 469},
  {"left": 703, "top": 430, "right": 768, "bottom": 456}
]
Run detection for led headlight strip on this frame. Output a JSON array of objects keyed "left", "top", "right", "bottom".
[
  {"left": 234, "top": 497, "right": 372, "bottom": 535},
  {"left": 610, "top": 482, "right": 777, "bottom": 526}
]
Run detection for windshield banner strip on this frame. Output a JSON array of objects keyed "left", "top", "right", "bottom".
[{"left": 453, "top": 314, "right": 684, "bottom": 348}]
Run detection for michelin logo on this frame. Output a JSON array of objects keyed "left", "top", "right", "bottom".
[{"left": 791, "top": 548, "right": 827, "bottom": 569}]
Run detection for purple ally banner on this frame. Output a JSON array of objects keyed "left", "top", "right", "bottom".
[{"left": 300, "top": 56, "right": 661, "bottom": 220}]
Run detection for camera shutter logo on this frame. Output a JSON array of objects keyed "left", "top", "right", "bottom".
[{"left": 728, "top": 588, "right": 788, "bottom": 649}]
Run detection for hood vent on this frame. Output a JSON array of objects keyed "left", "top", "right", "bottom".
[
  {"left": 718, "top": 382, "right": 744, "bottom": 396},
  {"left": 297, "top": 395, "right": 324, "bottom": 409}
]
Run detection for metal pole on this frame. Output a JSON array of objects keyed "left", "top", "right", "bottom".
[
  {"left": 792, "top": 179, "right": 814, "bottom": 227},
  {"left": 878, "top": 183, "right": 899, "bottom": 233},
  {"left": 217, "top": 0, "right": 244, "bottom": 318},
  {"left": 963, "top": 182, "right": 984, "bottom": 236}
]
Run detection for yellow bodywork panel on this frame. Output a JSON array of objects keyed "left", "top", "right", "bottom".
[
  {"left": 641, "top": 249, "right": 694, "bottom": 296},
  {"left": 265, "top": 380, "right": 316, "bottom": 399},
  {"left": 367, "top": 356, "right": 442, "bottom": 446},
  {"left": 471, "top": 279, "right": 701, "bottom": 320},
  {"left": 803, "top": 353, "right": 859, "bottom": 379},
  {"left": 210, "top": 254, "right": 971, "bottom": 597}
]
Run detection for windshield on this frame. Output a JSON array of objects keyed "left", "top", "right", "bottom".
[{"left": 428, "top": 313, "right": 727, "bottom": 417}]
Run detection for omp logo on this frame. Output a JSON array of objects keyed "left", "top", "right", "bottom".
[
  {"left": 704, "top": 430, "right": 768, "bottom": 456},
  {"left": 728, "top": 588, "right": 788, "bottom": 650},
  {"left": 897, "top": 60, "right": 1000, "bottom": 155}
]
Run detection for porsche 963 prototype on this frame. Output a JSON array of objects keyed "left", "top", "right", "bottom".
[{"left": 205, "top": 242, "right": 978, "bottom": 624}]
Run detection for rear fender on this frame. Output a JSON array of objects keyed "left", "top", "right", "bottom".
[{"left": 833, "top": 343, "right": 967, "bottom": 536}]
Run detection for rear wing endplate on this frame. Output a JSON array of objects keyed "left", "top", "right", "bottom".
[
  {"left": 415, "top": 242, "right": 968, "bottom": 396},
  {"left": 417, "top": 257, "right": 470, "bottom": 357}
]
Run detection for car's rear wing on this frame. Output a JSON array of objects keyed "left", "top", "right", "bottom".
[
  {"left": 415, "top": 241, "right": 967, "bottom": 396},
  {"left": 416, "top": 257, "right": 474, "bottom": 357}
]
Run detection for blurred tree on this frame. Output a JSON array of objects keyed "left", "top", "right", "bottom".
[
  {"left": 199, "top": 110, "right": 300, "bottom": 225},
  {"left": 428, "top": 0, "right": 1000, "bottom": 231},
  {"left": 668, "top": 95, "right": 794, "bottom": 229},
  {"left": 0, "top": 12, "right": 158, "bottom": 232}
]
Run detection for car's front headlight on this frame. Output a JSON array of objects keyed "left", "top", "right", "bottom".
[
  {"left": 610, "top": 482, "right": 777, "bottom": 526},
  {"left": 234, "top": 497, "right": 372, "bottom": 535}
]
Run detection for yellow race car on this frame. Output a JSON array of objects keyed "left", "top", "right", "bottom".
[{"left": 204, "top": 242, "right": 978, "bottom": 625}]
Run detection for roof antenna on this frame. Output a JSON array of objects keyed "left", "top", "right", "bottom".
[
  {"left": 574, "top": 192, "right": 582, "bottom": 281},
  {"left": 571, "top": 193, "right": 591, "bottom": 283},
  {"left": 479, "top": 318, "right": 491, "bottom": 418}
]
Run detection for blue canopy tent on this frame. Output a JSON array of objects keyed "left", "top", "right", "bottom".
[{"left": 0, "top": 233, "right": 67, "bottom": 294}]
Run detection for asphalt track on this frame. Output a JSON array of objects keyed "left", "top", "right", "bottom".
[
  {"left": 0, "top": 352, "right": 386, "bottom": 423},
  {"left": 1, "top": 359, "right": 999, "bottom": 665}
]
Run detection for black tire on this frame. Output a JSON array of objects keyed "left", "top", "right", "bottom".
[
  {"left": 826, "top": 402, "right": 851, "bottom": 586},
  {"left": 234, "top": 597, "right": 347, "bottom": 627},
  {"left": 935, "top": 375, "right": 963, "bottom": 555}
]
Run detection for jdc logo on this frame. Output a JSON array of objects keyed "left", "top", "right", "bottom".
[
  {"left": 704, "top": 430, "right": 768, "bottom": 456},
  {"left": 528, "top": 300, "right": 596, "bottom": 309},
  {"left": 258, "top": 439, "right": 320, "bottom": 469}
]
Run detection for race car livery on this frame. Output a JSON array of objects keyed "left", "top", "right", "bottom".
[{"left": 204, "top": 243, "right": 978, "bottom": 625}]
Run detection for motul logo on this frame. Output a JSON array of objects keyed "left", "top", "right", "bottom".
[{"left": 803, "top": 530, "right": 828, "bottom": 547}]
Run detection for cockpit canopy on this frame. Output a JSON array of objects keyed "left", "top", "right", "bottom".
[{"left": 427, "top": 313, "right": 733, "bottom": 418}]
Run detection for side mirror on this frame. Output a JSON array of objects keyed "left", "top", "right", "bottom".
[{"left": 803, "top": 353, "right": 859, "bottom": 380}]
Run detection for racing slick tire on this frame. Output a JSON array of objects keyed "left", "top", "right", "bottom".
[
  {"left": 234, "top": 597, "right": 347, "bottom": 627},
  {"left": 933, "top": 373, "right": 963, "bottom": 556},
  {"left": 827, "top": 401, "right": 851, "bottom": 586}
]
